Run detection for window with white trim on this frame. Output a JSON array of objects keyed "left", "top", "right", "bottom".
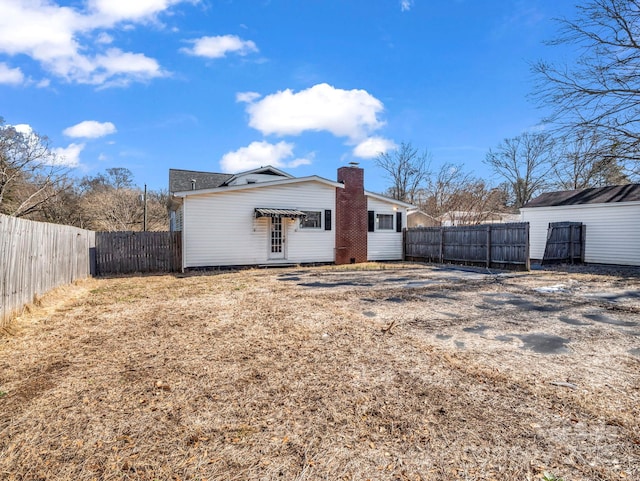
[
  {"left": 300, "top": 211, "right": 322, "bottom": 229},
  {"left": 376, "top": 213, "right": 394, "bottom": 230}
]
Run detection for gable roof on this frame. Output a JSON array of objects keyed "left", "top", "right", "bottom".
[
  {"left": 169, "top": 169, "right": 233, "bottom": 193},
  {"left": 224, "top": 166, "right": 293, "bottom": 184},
  {"left": 523, "top": 184, "right": 640, "bottom": 208},
  {"left": 365, "top": 191, "right": 415, "bottom": 209},
  {"left": 407, "top": 209, "right": 439, "bottom": 220},
  {"left": 169, "top": 165, "right": 294, "bottom": 193},
  {"left": 173, "top": 175, "right": 344, "bottom": 197}
]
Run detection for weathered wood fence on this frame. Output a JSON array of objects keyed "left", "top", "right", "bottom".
[
  {"left": 405, "top": 222, "right": 530, "bottom": 270},
  {"left": 542, "top": 222, "right": 585, "bottom": 265},
  {"left": 95, "top": 231, "right": 182, "bottom": 275},
  {"left": 0, "top": 214, "right": 95, "bottom": 327}
]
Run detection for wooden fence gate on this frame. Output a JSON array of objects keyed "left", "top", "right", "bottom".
[
  {"left": 95, "top": 231, "right": 182, "bottom": 275},
  {"left": 542, "top": 222, "right": 585, "bottom": 264},
  {"left": 405, "top": 223, "right": 530, "bottom": 270}
]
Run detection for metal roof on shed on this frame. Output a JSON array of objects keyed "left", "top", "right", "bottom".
[{"left": 523, "top": 184, "right": 640, "bottom": 208}]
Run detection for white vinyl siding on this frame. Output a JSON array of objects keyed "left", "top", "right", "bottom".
[
  {"left": 367, "top": 196, "right": 406, "bottom": 261},
  {"left": 521, "top": 201, "right": 640, "bottom": 266},
  {"left": 183, "top": 181, "right": 336, "bottom": 267}
]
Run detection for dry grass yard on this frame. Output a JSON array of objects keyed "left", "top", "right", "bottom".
[{"left": 1, "top": 263, "right": 639, "bottom": 481}]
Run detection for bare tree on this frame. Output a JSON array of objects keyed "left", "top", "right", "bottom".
[
  {"left": 422, "top": 163, "right": 473, "bottom": 218},
  {"left": 553, "top": 129, "right": 630, "bottom": 189},
  {"left": 447, "top": 182, "right": 511, "bottom": 225},
  {"left": 145, "top": 189, "right": 170, "bottom": 231},
  {"left": 533, "top": 0, "right": 640, "bottom": 175},
  {"left": 421, "top": 164, "right": 509, "bottom": 224},
  {"left": 375, "top": 142, "right": 431, "bottom": 204},
  {"left": 484, "top": 132, "right": 556, "bottom": 208},
  {"left": 0, "top": 119, "right": 69, "bottom": 218},
  {"left": 78, "top": 168, "right": 168, "bottom": 231}
]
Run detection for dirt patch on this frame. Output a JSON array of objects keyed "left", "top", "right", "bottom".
[{"left": 0, "top": 263, "right": 638, "bottom": 480}]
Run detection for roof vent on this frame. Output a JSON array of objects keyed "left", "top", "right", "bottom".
[{"left": 191, "top": 179, "right": 196, "bottom": 190}]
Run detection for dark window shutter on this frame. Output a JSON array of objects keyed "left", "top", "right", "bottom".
[
  {"left": 324, "top": 210, "right": 331, "bottom": 230},
  {"left": 396, "top": 212, "right": 402, "bottom": 232},
  {"left": 368, "top": 211, "right": 375, "bottom": 232}
]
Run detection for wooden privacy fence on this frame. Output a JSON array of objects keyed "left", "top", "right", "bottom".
[
  {"left": 0, "top": 214, "right": 95, "bottom": 327},
  {"left": 95, "top": 231, "right": 181, "bottom": 275},
  {"left": 405, "top": 222, "right": 530, "bottom": 270},
  {"left": 542, "top": 222, "right": 585, "bottom": 265}
]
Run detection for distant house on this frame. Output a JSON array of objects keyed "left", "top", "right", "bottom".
[
  {"left": 407, "top": 209, "right": 440, "bottom": 228},
  {"left": 521, "top": 184, "right": 640, "bottom": 266},
  {"left": 438, "top": 210, "right": 521, "bottom": 227},
  {"left": 168, "top": 165, "right": 414, "bottom": 269}
]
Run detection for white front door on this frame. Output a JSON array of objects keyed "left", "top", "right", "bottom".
[{"left": 269, "top": 217, "right": 286, "bottom": 260}]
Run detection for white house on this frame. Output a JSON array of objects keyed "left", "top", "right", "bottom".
[
  {"left": 521, "top": 184, "right": 640, "bottom": 266},
  {"left": 169, "top": 164, "right": 414, "bottom": 269},
  {"left": 438, "top": 210, "right": 521, "bottom": 226},
  {"left": 407, "top": 209, "right": 440, "bottom": 228}
]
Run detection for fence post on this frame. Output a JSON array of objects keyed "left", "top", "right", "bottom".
[
  {"left": 525, "top": 222, "right": 530, "bottom": 271},
  {"left": 486, "top": 225, "right": 491, "bottom": 268},
  {"left": 439, "top": 227, "right": 444, "bottom": 263},
  {"left": 569, "top": 224, "right": 574, "bottom": 264},
  {"left": 402, "top": 228, "right": 407, "bottom": 261}
]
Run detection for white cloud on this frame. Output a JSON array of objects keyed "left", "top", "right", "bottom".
[
  {"left": 0, "top": 0, "right": 188, "bottom": 87},
  {"left": 400, "top": 0, "right": 414, "bottom": 12},
  {"left": 236, "top": 91, "right": 262, "bottom": 103},
  {"left": 91, "top": 48, "right": 165, "bottom": 86},
  {"left": 220, "top": 140, "right": 312, "bottom": 173},
  {"left": 88, "top": 0, "right": 187, "bottom": 23},
  {"left": 181, "top": 35, "right": 258, "bottom": 58},
  {"left": 244, "top": 83, "right": 385, "bottom": 141},
  {"left": 353, "top": 137, "right": 397, "bottom": 159},
  {"left": 63, "top": 120, "right": 117, "bottom": 138},
  {"left": 287, "top": 155, "right": 313, "bottom": 168},
  {"left": 13, "top": 124, "right": 34, "bottom": 136},
  {"left": 52, "top": 143, "right": 85, "bottom": 167},
  {"left": 96, "top": 32, "right": 114, "bottom": 44},
  {"left": 0, "top": 62, "right": 24, "bottom": 84}
]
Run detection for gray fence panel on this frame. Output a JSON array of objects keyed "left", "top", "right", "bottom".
[
  {"left": 95, "top": 231, "right": 182, "bottom": 275},
  {"left": 405, "top": 222, "right": 530, "bottom": 270},
  {"left": 542, "top": 222, "right": 584, "bottom": 264}
]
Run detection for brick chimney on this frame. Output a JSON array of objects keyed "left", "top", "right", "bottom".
[{"left": 335, "top": 163, "right": 367, "bottom": 264}]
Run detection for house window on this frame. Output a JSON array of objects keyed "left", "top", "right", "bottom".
[
  {"left": 376, "top": 213, "right": 394, "bottom": 230},
  {"left": 300, "top": 211, "right": 322, "bottom": 229}
]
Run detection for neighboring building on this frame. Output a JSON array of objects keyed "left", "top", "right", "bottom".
[
  {"left": 439, "top": 210, "right": 521, "bottom": 226},
  {"left": 407, "top": 209, "right": 440, "bottom": 228},
  {"left": 521, "top": 184, "right": 640, "bottom": 265},
  {"left": 169, "top": 164, "right": 414, "bottom": 269}
]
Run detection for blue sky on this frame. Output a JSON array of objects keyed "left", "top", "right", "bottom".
[{"left": 0, "top": 0, "right": 578, "bottom": 193}]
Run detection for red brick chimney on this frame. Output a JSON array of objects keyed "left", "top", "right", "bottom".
[{"left": 335, "top": 163, "right": 367, "bottom": 264}]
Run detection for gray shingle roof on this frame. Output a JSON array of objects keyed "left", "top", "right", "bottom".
[
  {"left": 523, "top": 184, "right": 640, "bottom": 208},
  {"left": 169, "top": 169, "right": 233, "bottom": 193}
]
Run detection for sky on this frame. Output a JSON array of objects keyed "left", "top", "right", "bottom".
[{"left": 0, "top": 0, "right": 580, "bottom": 194}]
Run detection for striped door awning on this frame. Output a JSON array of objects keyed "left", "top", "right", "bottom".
[{"left": 254, "top": 208, "right": 308, "bottom": 218}]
